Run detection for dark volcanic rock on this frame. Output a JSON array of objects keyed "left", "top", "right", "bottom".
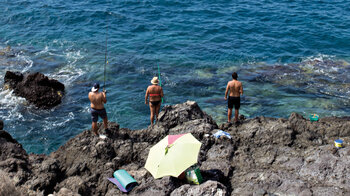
[
  {"left": 25, "top": 155, "right": 62, "bottom": 195},
  {"left": 171, "top": 180, "right": 227, "bottom": 196},
  {"left": 0, "top": 119, "right": 4, "bottom": 130},
  {"left": 4, "top": 71, "right": 65, "bottom": 109},
  {"left": 1, "top": 101, "right": 350, "bottom": 195},
  {"left": 0, "top": 129, "right": 30, "bottom": 185}
]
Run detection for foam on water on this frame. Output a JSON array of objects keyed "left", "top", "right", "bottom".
[
  {"left": 48, "top": 49, "right": 86, "bottom": 87},
  {"left": 0, "top": 89, "right": 27, "bottom": 121},
  {"left": 18, "top": 54, "right": 34, "bottom": 73}
]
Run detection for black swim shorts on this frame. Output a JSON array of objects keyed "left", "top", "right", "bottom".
[
  {"left": 90, "top": 108, "right": 107, "bottom": 122},
  {"left": 150, "top": 101, "right": 161, "bottom": 106},
  {"left": 228, "top": 96, "right": 240, "bottom": 109}
]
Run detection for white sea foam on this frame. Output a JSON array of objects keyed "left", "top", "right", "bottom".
[
  {"left": 302, "top": 54, "right": 336, "bottom": 63},
  {"left": 0, "top": 89, "right": 27, "bottom": 121},
  {"left": 47, "top": 49, "right": 86, "bottom": 87},
  {"left": 34, "top": 46, "right": 49, "bottom": 56},
  {"left": 42, "top": 112, "right": 75, "bottom": 131},
  {"left": 16, "top": 53, "right": 34, "bottom": 73}
]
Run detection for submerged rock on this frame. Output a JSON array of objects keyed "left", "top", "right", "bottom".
[
  {"left": 4, "top": 71, "right": 65, "bottom": 109},
  {"left": 0, "top": 46, "right": 16, "bottom": 58},
  {"left": 1, "top": 101, "right": 350, "bottom": 195}
]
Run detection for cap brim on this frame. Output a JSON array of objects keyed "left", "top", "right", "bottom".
[{"left": 91, "top": 87, "right": 98, "bottom": 92}]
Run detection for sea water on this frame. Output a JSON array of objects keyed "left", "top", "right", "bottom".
[{"left": 0, "top": 0, "right": 349, "bottom": 154}]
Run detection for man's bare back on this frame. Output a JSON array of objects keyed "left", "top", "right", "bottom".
[
  {"left": 226, "top": 80, "right": 243, "bottom": 97},
  {"left": 89, "top": 92, "right": 106, "bottom": 109}
]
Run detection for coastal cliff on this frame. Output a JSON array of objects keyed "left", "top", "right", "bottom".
[{"left": 1, "top": 101, "right": 349, "bottom": 196}]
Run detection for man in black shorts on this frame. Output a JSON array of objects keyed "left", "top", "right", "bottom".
[
  {"left": 225, "top": 72, "right": 243, "bottom": 123},
  {"left": 88, "top": 83, "right": 108, "bottom": 136}
]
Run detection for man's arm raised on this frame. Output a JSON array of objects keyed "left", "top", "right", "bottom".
[{"left": 102, "top": 92, "right": 107, "bottom": 103}]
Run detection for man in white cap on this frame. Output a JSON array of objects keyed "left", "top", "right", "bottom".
[
  {"left": 88, "top": 83, "right": 108, "bottom": 136},
  {"left": 145, "top": 77, "right": 164, "bottom": 125}
]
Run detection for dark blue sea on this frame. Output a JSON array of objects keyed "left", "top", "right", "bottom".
[{"left": 0, "top": 0, "right": 349, "bottom": 154}]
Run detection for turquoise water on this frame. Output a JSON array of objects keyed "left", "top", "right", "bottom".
[{"left": 0, "top": 0, "right": 349, "bottom": 154}]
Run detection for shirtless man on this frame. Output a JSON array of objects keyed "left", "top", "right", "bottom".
[
  {"left": 225, "top": 72, "right": 243, "bottom": 123},
  {"left": 145, "top": 77, "right": 164, "bottom": 125},
  {"left": 88, "top": 83, "right": 108, "bottom": 135}
]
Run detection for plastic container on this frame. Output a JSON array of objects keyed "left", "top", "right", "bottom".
[
  {"left": 309, "top": 114, "right": 319, "bottom": 122},
  {"left": 334, "top": 139, "right": 343, "bottom": 149}
]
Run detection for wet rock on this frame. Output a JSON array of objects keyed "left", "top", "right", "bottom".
[
  {"left": 0, "top": 46, "right": 16, "bottom": 57},
  {"left": 4, "top": 71, "right": 65, "bottom": 109}
]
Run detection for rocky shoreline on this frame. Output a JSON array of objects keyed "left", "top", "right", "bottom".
[{"left": 0, "top": 101, "right": 349, "bottom": 196}]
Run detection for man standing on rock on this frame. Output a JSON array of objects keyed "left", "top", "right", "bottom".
[
  {"left": 225, "top": 72, "right": 243, "bottom": 123},
  {"left": 88, "top": 83, "right": 108, "bottom": 136}
]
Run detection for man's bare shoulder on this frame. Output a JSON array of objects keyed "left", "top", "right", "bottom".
[
  {"left": 89, "top": 92, "right": 101, "bottom": 97},
  {"left": 227, "top": 80, "right": 235, "bottom": 86}
]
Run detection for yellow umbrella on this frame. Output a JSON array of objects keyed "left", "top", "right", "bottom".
[{"left": 144, "top": 133, "right": 202, "bottom": 179}]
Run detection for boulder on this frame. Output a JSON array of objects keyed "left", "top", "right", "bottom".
[
  {"left": 170, "top": 180, "right": 227, "bottom": 196},
  {"left": 4, "top": 71, "right": 65, "bottom": 109},
  {"left": 158, "top": 101, "right": 217, "bottom": 130}
]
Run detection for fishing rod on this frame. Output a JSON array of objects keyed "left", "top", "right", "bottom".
[
  {"left": 103, "top": 22, "right": 108, "bottom": 91},
  {"left": 157, "top": 63, "right": 163, "bottom": 103}
]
